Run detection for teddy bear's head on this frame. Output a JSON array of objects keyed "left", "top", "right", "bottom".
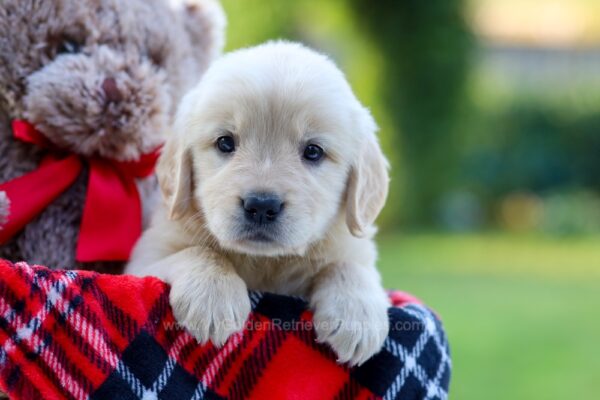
[{"left": 0, "top": 0, "right": 225, "bottom": 161}]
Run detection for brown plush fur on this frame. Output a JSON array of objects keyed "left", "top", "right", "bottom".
[{"left": 0, "top": 0, "right": 225, "bottom": 272}]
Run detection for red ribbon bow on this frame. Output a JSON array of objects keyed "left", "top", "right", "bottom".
[{"left": 0, "top": 120, "right": 160, "bottom": 262}]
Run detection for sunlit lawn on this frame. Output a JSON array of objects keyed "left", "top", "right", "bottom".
[{"left": 377, "top": 233, "right": 600, "bottom": 400}]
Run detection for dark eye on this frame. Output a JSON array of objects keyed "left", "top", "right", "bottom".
[
  {"left": 57, "top": 39, "right": 81, "bottom": 55},
  {"left": 148, "top": 50, "right": 165, "bottom": 67},
  {"left": 303, "top": 144, "right": 324, "bottom": 162},
  {"left": 216, "top": 135, "right": 235, "bottom": 153}
]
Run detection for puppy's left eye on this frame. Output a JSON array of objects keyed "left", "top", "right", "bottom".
[
  {"left": 216, "top": 135, "right": 236, "bottom": 153},
  {"left": 303, "top": 144, "right": 324, "bottom": 162}
]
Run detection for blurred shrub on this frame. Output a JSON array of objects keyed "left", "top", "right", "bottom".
[
  {"left": 498, "top": 192, "right": 544, "bottom": 232},
  {"left": 494, "top": 190, "right": 600, "bottom": 235},
  {"left": 539, "top": 191, "right": 600, "bottom": 235},
  {"left": 463, "top": 102, "right": 600, "bottom": 197},
  {"left": 459, "top": 99, "right": 600, "bottom": 232},
  {"left": 438, "top": 190, "right": 484, "bottom": 231}
]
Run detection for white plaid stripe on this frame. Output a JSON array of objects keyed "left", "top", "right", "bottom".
[
  {"left": 190, "top": 382, "right": 208, "bottom": 400},
  {"left": 111, "top": 330, "right": 210, "bottom": 399},
  {"left": 39, "top": 274, "right": 181, "bottom": 399},
  {"left": 0, "top": 269, "right": 85, "bottom": 398},
  {"left": 126, "top": 329, "right": 232, "bottom": 400},
  {"left": 249, "top": 292, "right": 263, "bottom": 309},
  {"left": 0, "top": 265, "right": 164, "bottom": 399},
  {"left": 59, "top": 298, "right": 177, "bottom": 398},
  {"left": 115, "top": 361, "right": 146, "bottom": 397},
  {"left": 383, "top": 304, "right": 450, "bottom": 400},
  {"left": 41, "top": 273, "right": 214, "bottom": 399},
  {"left": 200, "top": 330, "right": 244, "bottom": 387},
  {"left": 403, "top": 305, "right": 451, "bottom": 400},
  {"left": 1, "top": 268, "right": 146, "bottom": 399},
  {"left": 148, "top": 331, "right": 195, "bottom": 394}
]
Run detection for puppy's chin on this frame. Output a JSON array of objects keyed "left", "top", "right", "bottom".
[
  {"left": 219, "top": 237, "right": 309, "bottom": 258},
  {"left": 203, "top": 213, "right": 314, "bottom": 257}
]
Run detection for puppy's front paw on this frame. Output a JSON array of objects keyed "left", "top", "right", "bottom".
[
  {"left": 313, "top": 293, "right": 389, "bottom": 366},
  {"left": 169, "top": 271, "right": 251, "bottom": 347}
]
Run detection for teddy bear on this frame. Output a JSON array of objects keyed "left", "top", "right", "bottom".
[{"left": 0, "top": 0, "right": 225, "bottom": 273}]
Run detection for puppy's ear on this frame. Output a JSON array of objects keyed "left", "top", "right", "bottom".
[
  {"left": 157, "top": 136, "right": 194, "bottom": 220},
  {"left": 345, "top": 108, "right": 389, "bottom": 237},
  {"left": 170, "top": 0, "right": 227, "bottom": 71}
]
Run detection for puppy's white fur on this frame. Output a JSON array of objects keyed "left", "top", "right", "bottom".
[{"left": 126, "top": 41, "right": 390, "bottom": 366}]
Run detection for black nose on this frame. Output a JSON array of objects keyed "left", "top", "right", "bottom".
[{"left": 243, "top": 194, "right": 284, "bottom": 224}]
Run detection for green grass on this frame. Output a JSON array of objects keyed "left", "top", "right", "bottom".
[{"left": 377, "top": 233, "right": 600, "bottom": 400}]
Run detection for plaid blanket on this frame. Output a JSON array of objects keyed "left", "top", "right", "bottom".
[{"left": 0, "top": 259, "right": 451, "bottom": 400}]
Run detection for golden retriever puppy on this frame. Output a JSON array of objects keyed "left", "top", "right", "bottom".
[{"left": 126, "top": 41, "right": 390, "bottom": 366}]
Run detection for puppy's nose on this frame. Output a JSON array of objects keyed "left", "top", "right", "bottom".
[
  {"left": 102, "top": 77, "right": 123, "bottom": 104},
  {"left": 243, "top": 193, "right": 284, "bottom": 224}
]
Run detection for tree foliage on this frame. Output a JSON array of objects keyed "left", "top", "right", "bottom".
[{"left": 347, "top": 0, "right": 473, "bottom": 224}]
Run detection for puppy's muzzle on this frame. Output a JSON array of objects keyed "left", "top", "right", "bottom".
[{"left": 242, "top": 193, "right": 284, "bottom": 224}]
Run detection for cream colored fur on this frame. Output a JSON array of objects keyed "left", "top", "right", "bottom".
[{"left": 127, "top": 41, "right": 391, "bottom": 366}]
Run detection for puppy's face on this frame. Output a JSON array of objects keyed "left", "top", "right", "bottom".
[{"left": 162, "top": 43, "right": 389, "bottom": 257}]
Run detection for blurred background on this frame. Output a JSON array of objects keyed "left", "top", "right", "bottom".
[{"left": 219, "top": 0, "right": 600, "bottom": 398}]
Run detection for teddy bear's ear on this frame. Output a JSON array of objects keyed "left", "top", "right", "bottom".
[{"left": 170, "top": 0, "right": 227, "bottom": 70}]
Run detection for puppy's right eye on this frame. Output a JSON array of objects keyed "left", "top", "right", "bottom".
[{"left": 216, "top": 136, "right": 235, "bottom": 153}]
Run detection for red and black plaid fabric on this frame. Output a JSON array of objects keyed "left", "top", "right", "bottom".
[{"left": 0, "top": 259, "right": 450, "bottom": 400}]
